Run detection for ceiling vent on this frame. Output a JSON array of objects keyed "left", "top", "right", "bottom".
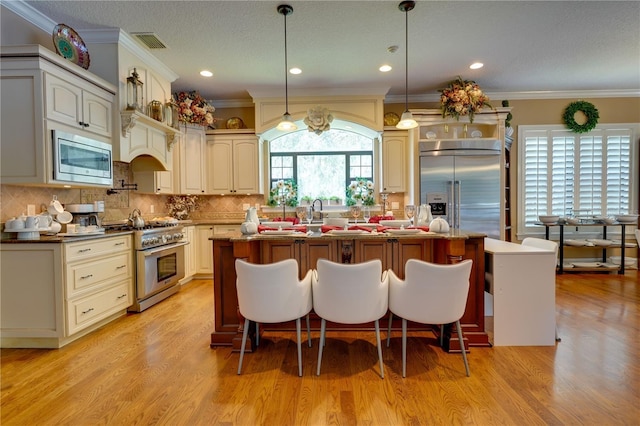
[{"left": 131, "top": 32, "right": 167, "bottom": 49}]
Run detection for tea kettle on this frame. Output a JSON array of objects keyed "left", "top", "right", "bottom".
[{"left": 129, "top": 208, "right": 145, "bottom": 228}]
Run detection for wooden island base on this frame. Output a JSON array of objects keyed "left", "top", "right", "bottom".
[{"left": 209, "top": 232, "right": 490, "bottom": 353}]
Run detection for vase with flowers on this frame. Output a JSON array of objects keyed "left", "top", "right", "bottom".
[
  {"left": 268, "top": 179, "right": 298, "bottom": 219},
  {"left": 439, "top": 76, "right": 492, "bottom": 123},
  {"left": 166, "top": 195, "right": 200, "bottom": 220},
  {"left": 173, "top": 91, "right": 216, "bottom": 127},
  {"left": 346, "top": 178, "right": 375, "bottom": 206}
]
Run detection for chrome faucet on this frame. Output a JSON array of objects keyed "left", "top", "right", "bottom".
[{"left": 311, "top": 198, "right": 323, "bottom": 220}]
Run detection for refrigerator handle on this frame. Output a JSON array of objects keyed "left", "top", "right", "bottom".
[
  {"left": 447, "top": 180, "right": 454, "bottom": 226},
  {"left": 455, "top": 180, "right": 461, "bottom": 229}
]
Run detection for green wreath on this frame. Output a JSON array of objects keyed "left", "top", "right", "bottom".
[{"left": 563, "top": 101, "right": 599, "bottom": 133}]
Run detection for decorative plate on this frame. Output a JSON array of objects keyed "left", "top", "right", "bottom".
[
  {"left": 52, "top": 23, "right": 90, "bottom": 69},
  {"left": 226, "top": 117, "right": 244, "bottom": 129},
  {"left": 384, "top": 112, "right": 400, "bottom": 126}
]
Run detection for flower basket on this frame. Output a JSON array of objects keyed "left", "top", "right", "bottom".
[
  {"left": 173, "top": 91, "right": 215, "bottom": 127},
  {"left": 439, "top": 76, "right": 491, "bottom": 123}
]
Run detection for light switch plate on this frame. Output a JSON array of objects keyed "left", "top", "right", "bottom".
[
  {"left": 27, "top": 204, "right": 36, "bottom": 215},
  {"left": 150, "top": 205, "right": 155, "bottom": 213},
  {"left": 242, "top": 203, "right": 250, "bottom": 210},
  {"left": 391, "top": 202, "right": 400, "bottom": 209}
]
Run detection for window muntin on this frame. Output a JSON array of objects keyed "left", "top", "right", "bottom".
[{"left": 517, "top": 124, "right": 638, "bottom": 236}]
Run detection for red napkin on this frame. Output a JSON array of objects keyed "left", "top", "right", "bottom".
[
  {"left": 368, "top": 215, "right": 394, "bottom": 224},
  {"left": 259, "top": 225, "right": 307, "bottom": 233}
]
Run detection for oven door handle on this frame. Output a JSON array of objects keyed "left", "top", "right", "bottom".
[{"left": 141, "top": 241, "right": 189, "bottom": 257}]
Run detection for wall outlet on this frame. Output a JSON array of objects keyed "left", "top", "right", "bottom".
[
  {"left": 150, "top": 205, "right": 155, "bottom": 213},
  {"left": 255, "top": 203, "right": 260, "bottom": 210},
  {"left": 391, "top": 202, "right": 400, "bottom": 210},
  {"left": 242, "top": 203, "right": 250, "bottom": 210},
  {"left": 27, "top": 204, "right": 36, "bottom": 216}
]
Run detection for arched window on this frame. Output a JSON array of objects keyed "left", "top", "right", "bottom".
[{"left": 269, "top": 128, "right": 374, "bottom": 204}]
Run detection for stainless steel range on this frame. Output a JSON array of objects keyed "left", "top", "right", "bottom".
[{"left": 125, "top": 223, "right": 188, "bottom": 312}]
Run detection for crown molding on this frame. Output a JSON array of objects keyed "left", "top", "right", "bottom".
[
  {"left": 385, "top": 89, "right": 640, "bottom": 104},
  {"left": 4, "top": 0, "right": 179, "bottom": 83},
  {"left": 2, "top": 0, "right": 52, "bottom": 32}
]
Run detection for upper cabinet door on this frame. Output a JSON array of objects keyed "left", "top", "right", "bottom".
[
  {"left": 232, "top": 138, "right": 259, "bottom": 194},
  {"left": 381, "top": 131, "right": 407, "bottom": 193},
  {"left": 82, "top": 91, "right": 112, "bottom": 138},
  {"left": 45, "top": 73, "right": 82, "bottom": 126}
]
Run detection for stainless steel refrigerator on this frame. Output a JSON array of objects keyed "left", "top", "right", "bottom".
[{"left": 419, "top": 139, "right": 502, "bottom": 239}]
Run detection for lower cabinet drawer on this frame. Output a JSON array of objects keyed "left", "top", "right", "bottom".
[
  {"left": 66, "top": 252, "right": 131, "bottom": 296},
  {"left": 66, "top": 281, "right": 132, "bottom": 335}
]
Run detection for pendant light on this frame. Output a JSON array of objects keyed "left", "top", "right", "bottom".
[
  {"left": 276, "top": 4, "right": 297, "bottom": 131},
  {"left": 396, "top": 1, "right": 418, "bottom": 130}
]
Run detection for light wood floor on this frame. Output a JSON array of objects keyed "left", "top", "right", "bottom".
[{"left": 2, "top": 271, "right": 639, "bottom": 425}]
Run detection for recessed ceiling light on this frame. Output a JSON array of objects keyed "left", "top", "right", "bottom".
[
  {"left": 379, "top": 64, "right": 392, "bottom": 72},
  {"left": 469, "top": 62, "right": 484, "bottom": 70},
  {"left": 290, "top": 67, "right": 302, "bottom": 75},
  {"left": 200, "top": 70, "right": 213, "bottom": 77}
]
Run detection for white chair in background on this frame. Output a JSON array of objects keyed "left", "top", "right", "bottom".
[
  {"left": 387, "top": 259, "right": 473, "bottom": 377},
  {"left": 235, "top": 259, "right": 313, "bottom": 376},
  {"left": 521, "top": 237, "right": 560, "bottom": 340},
  {"left": 312, "top": 259, "right": 389, "bottom": 378}
]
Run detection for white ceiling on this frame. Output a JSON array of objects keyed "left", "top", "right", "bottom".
[{"left": 10, "top": 0, "right": 640, "bottom": 106}]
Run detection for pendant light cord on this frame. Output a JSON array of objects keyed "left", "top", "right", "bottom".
[
  {"left": 284, "top": 10, "right": 289, "bottom": 115},
  {"left": 404, "top": 6, "right": 409, "bottom": 113}
]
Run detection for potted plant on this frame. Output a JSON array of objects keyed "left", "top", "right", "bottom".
[
  {"left": 329, "top": 195, "right": 342, "bottom": 205},
  {"left": 300, "top": 195, "right": 313, "bottom": 205}
]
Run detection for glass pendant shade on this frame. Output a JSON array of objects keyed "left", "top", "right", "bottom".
[
  {"left": 277, "top": 113, "right": 297, "bottom": 131},
  {"left": 396, "top": 111, "right": 418, "bottom": 129}
]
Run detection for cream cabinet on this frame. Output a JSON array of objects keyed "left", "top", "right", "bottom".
[
  {"left": 0, "top": 234, "right": 133, "bottom": 348},
  {"left": 45, "top": 72, "right": 112, "bottom": 138},
  {"left": 179, "top": 125, "right": 207, "bottom": 194},
  {"left": 206, "top": 130, "right": 261, "bottom": 195},
  {"left": 195, "top": 225, "right": 214, "bottom": 277},
  {"left": 381, "top": 130, "right": 407, "bottom": 193},
  {"left": 180, "top": 225, "right": 197, "bottom": 283},
  {"left": 0, "top": 45, "right": 116, "bottom": 186}
]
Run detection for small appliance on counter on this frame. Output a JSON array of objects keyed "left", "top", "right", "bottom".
[{"left": 65, "top": 203, "right": 104, "bottom": 229}]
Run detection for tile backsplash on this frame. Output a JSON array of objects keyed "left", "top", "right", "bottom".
[{"left": 1, "top": 162, "right": 406, "bottom": 223}]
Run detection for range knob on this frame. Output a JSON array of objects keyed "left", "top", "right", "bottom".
[{"left": 174, "top": 232, "right": 183, "bottom": 240}]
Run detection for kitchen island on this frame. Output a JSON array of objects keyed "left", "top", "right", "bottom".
[{"left": 209, "top": 230, "right": 488, "bottom": 352}]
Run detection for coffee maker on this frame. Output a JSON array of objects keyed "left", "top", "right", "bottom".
[{"left": 65, "top": 203, "right": 104, "bottom": 228}]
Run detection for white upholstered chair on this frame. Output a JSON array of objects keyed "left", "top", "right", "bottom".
[
  {"left": 312, "top": 259, "right": 389, "bottom": 378},
  {"left": 387, "top": 259, "right": 473, "bottom": 377},
  {"left": 235, "top": 259, "right": 313, "bottom": 376}
]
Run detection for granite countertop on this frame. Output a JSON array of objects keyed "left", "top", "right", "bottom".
[{"left": 210, "top": 229, "right": 484, "bottom": 242}]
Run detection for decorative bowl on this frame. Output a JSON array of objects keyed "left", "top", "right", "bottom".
[
  {"left": 615, "top": 214, "right": 638, "bottom": 223},
  {"left": 538, "top": 215, "right": 559, "bottom": 224}
]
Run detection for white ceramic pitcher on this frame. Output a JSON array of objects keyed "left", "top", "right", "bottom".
[{"left": 417, "top": 204, "right": 433, "bottom": 227}]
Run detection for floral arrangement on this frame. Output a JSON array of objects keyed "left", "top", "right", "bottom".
[
  {"left": 267, "top": 179, "right": 299, "bottom": 207},
  {"left": 173, "top": 91, "right": 215, "bottom": 127},
  {"left": 166, "top": 195, "right": 200, "bottom": 220},
  {"left": 346, "top": 178, "right": 375, "bottom": 206},
  {"left": 439, "top": 76, "right": 491, "bottom": 123}
]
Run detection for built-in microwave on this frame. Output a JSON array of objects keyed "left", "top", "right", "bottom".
[{"left": 52, "top": 130, "right": 113, "bottom": 186}]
